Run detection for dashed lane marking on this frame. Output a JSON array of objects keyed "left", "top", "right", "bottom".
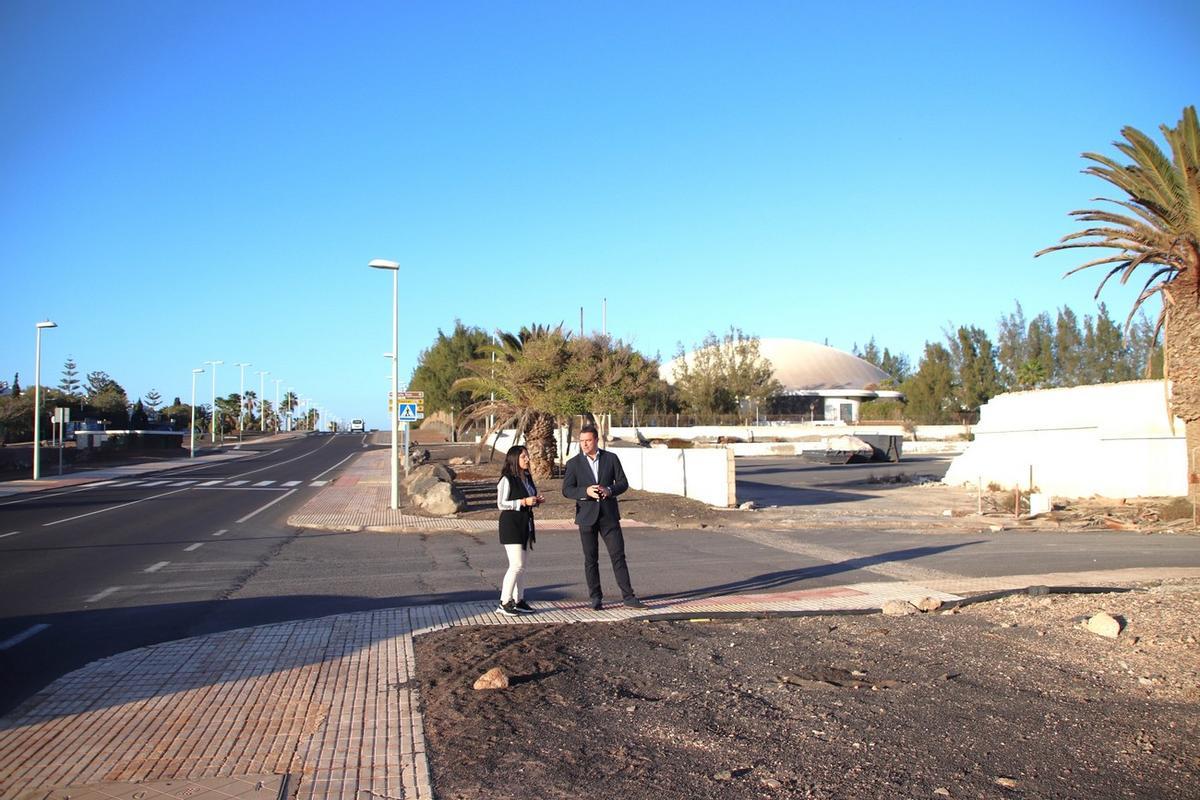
[
  {"left": 212, "top": 529, "right": 228, "bottom": 536},
  {"left": 84, "top": 587, "right": 121, "bottom": 604},
  {"left": 0, "top": 624, "right": 51, "bottom": 650},
  {"left": 144, "top": 561, "right": 170, "bottom": 573},
  {"left": 0, "top": 531, "right": 19, "bottom": 539},
  {"left": 183, "top": 543, "right": 204, "bottom": 552}
]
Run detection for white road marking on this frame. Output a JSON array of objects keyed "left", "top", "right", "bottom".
[
  {"left": 168, "top": 480, "right": 197, "bottom": 487},
  {"left": 212, "top": 529, "right": 228, "bottom": 536},
  {"left": 310, "top": 480, "right": 329, "bottom": 487},
  {"left": 197, "top": 480, "right": 223, "bottom": 487},
  {"left": 0, "top": 481, "right": 119, "bottom": 507},
  {"left": 223, "top": 437, "right": 338, "bottom": 480},
  {"left": 84, "top": 587, "right": 121, "bottom": 604},
  {"left": 42, "top": 486, "right": 193, "bottom": 527},
  {"left": 110, "top": 481, "right": 142, "bottom": 487},
  {"left": 144, "top": 561, "right": 170, "bottom": 573},
  {"left": 195, "top": 486, "right": 287, "bottom": 491},
  {"left": 252, "top": 480, "right": 275, "bottom": 487},
  {"left": 0, "top": 531, "right": 19, "bottom": 539},
  {"left": 183, "top": 543, "right": 204, "bottom": 552},
  {"left": 140, "top": 481, "right": 168, "bottom": 487},
  {"left": 0, "top": 624, "right": 51, "bottom": 650},
  {"left": 236, "top": 488, "right": 299, "bottom": 523},
  {"left": 312, "top": 452, "right": 357, "bottom": 481},
  {"left": 281, "top": 480, "right": 301, "bottom": 487},
  {"left": 225, "top": 480, "right": 249, "bottom": 486}
]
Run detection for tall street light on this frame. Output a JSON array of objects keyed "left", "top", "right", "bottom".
[
  {"left": 257, "top": 370, "right": 269, "bottom": 432},
  {"left": 287, "top": 387, "right": 295, "bottom": 432},
  {"left": 369, "top": 258, "right": 401, "bottom": 510},
  {"left": 205, "top": 360, "right": 223, "bottom": 442},
  {"left": 272, "top": 379, "right": 283, "bottom": 433},
  {"left": 190, "top": 368, "right": 204, "bottom": 458},
  {"left": 32, "top": 320, "right": 57, "bottom": 480},
  {"left": 235, "top": 362, "right": 251, "bottom": 442}
]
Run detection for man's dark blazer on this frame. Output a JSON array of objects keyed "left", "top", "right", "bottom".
[{"left": 562, "top": 449, "right": 629, "bottom": 527}]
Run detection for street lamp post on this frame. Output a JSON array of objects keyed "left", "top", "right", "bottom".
[
  {"left": 190, "top": 368, "right": 204, "bottom": 458},
  {"left": 287, "top": 387, "right": 295, "bottom": 432},
  {"left": 369, "top": 258, "right": 401, "bottom": 510},
  {"left": 204, "top": 360, "right": 223, "bottom": 443},
  {"left": 32, "top": 320, "right": 57, "bottom": 480},
  {"left": 257, "top": 370, "right": 269, "bottom": 432},
  {"left": 235, "top": 362, "right": 251, "bottom": 442}
]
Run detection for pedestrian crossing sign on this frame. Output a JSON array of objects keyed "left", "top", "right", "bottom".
[{"left": 397, "top": 403, "right": 421, "bottom": 421}]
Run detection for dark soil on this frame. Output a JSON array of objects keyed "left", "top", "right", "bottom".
[{"left": 414, "top": 612, "right": 1199, "bottom": 799}]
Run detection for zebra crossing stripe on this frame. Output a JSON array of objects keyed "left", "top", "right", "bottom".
[
  {"left": 226, "top": 480, "right": 248, "bottom": 486},
  {"left": 281, "top": 481, "right": 302, "bottom": 487},
  {"left": 140, "top": 481, "right": 168, "bottom": 487},
  {"left": 310, "top": 480, "right": 329, "bottom": 487},
  {"left": 253, "top": 480, "right": 275, "bottom": 487},
  {"left": 110, "top": 481, "right": 141, "bottom": 487},
  {"left": 197, "top": 480, "right": 222, "bottom": 487},
  {"left": 168, "top": 480, "right": 197, "bottom": 487}
]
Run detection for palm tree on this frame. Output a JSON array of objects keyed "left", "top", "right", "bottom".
[
  {"left": 281, "top": 391, "right": 299, "bottom": 430},
  {"left": 1037, "top": 106, "right": 1200, "bottom": 502},
  {"left": 453, "top": 325, "right": 571, "bottom": 479}
]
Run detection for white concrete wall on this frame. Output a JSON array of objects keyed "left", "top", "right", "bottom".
[
  {"left": 944, "top": 380, "right": 1186, "bottom": 498},
  {"left": 481, "top": 429, "right": 736, "bottom": 507}
]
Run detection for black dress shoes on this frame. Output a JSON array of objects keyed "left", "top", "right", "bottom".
[
  {"left": 623, "top": 598, "right": 647, "bottom": 609},
  {"left": 591, "top": 598, "right": 603, "bottom": 611}
]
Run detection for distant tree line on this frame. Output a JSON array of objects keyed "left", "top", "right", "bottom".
[{"left": 857, "top": 301, "right": 1162, "bottom": 424}]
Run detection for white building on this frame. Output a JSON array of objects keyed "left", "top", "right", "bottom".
[{"left": 661, "top": 338, "right": 904, "bottom": 422}]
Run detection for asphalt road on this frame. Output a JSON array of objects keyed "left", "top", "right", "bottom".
[
  {"left": 735, "top": 454, "right": 953, "bottom": 507},
  {"left": 3, "top": 441, "right": 1199, "bottom": 717},
  {"left": 0, "top": 432, "right": 364, "bottom": 716}
]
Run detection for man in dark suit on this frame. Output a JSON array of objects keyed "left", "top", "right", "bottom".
[{"left": 562, "top": 424, "right": 646, "bottom": 610}]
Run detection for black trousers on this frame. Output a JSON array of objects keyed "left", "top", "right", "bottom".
[{"left": 578, "top": 518, "right": 635, "bottom": 601}]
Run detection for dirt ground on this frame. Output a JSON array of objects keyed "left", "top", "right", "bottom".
[{"left": 414, "top": 580, "right": 1200, "bottom": 800}]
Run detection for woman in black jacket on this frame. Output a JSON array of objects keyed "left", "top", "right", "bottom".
[{"left": 496, "top": 445, "right": 544, "bottom": 616}]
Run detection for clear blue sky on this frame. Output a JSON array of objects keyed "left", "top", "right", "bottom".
[{"left": 2, "top": 1, "right": 1196, "bottom": 428}]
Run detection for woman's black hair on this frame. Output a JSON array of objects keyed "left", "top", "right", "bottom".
[{"left": 501, "top": 445, "right": 528, "bottom": 481}]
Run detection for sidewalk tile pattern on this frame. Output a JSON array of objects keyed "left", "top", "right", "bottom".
[{"left": 7, "top": 567, "right": 1199, "bottom": 800}]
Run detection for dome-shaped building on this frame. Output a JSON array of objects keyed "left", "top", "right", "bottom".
[{"left": 660, "top": 337, "right": 904, "bottom": 422}]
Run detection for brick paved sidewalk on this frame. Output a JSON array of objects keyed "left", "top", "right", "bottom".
[
  {"left": 4, "top": 567, "right": 1200, "bottom": 800},
  {"left": 286, "top": 449, "right": 643, "bottom": 533}
]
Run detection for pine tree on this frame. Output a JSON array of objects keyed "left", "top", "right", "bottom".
[
  {"left": 12, "top": 373, "right": 21, "bottom": 398},
  {"left": 1053, "top": 307, "right": 1084, "bottom": 386},
  {"left": 59, "top": 357, "right": 81, "bottom": 396},
  {"left": 144, "top": 389, "right": 162, "bottom": 411}
]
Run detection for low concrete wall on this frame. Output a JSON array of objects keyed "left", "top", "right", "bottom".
[
  {"left": 944, "top": 380, "right": 1185, "bottom": 498},
  {"left": 610, "top": 423, "right": 969, "bottom": 444},
  {"left": 485, "top": 429, "right": 736, "bottom": 507}
]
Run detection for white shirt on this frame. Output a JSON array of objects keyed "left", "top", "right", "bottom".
[
  {"left": 585, "top": 451, "right": 601, "bottom": 484},
  {"left": 496, "top": 475, "right": 535, "bottom": 511}
]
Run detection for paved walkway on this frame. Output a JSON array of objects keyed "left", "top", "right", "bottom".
[{"left": 5, "top": 446, "right": 1199, "bottom": 800}]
